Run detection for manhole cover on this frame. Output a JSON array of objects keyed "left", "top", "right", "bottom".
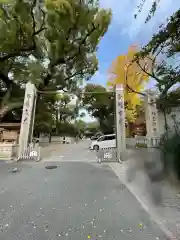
[
  {"left": 10, "top": 168, "right": 20, "bottom": 173},
  {"left": 45, "top": 165, "right": 58, "bottom": 169}
]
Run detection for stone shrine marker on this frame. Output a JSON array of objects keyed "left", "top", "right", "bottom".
[{"left": 18, "top": 82, "right": 37, "bottom": 157}]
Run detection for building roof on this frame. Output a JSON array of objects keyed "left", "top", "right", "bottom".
[{"left": 0, "top": 123, "right": 21, "bottom": 130}]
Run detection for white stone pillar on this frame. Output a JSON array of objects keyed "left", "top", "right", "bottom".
[
  {"left": 144, "top": 91, "right": 160, "bottom": 147},
  {"left": 18, "top": 82, "right": 37, "bottom": 156},
  {"left": 29, "top": 92, "right": 37, "bottom": 143},
  {"left": 115, "top": 84, "right": 126, "bottom": 161}
]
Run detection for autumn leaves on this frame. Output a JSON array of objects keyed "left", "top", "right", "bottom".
[{"left": 107, "top": 45, "right": 152, "bottom": 122}]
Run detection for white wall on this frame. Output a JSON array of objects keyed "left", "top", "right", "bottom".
[{"left": 39, "top": 135, "right": 75, "bottom": 143}]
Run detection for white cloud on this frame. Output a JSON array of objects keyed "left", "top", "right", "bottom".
[
  {"left": 89, "top": 70, "right": 107, "bottom": 86},
  {"left": 100, "top": 0, "right": 180, "bottom": 42},
  {"left": 100, "top": 0, "right": 137, "bottom": 32},
  {"left": 78, "top": 109, "right": 96, "bottom": 123}
]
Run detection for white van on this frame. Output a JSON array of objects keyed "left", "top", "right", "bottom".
[{"left": 90, "top": 134, "right": 116, "bottom": 150}]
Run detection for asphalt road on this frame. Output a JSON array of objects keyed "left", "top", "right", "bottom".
[
  {"left": 0, "top": 141, "right": 168, "bottom": 240},
  {"left": 42, "top": 140, "right": 95, "bottom": 162}
]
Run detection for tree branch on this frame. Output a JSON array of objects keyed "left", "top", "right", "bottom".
[
  {"left": 42, "top": 23, "right": 98, "bottom": 89},
  {"left": 0, "top": 101, "right": 23, "bottom": 120},
  {"left": 0, "top": 46, "right": 36, "bottom": 62},
  {"left": 33, "top": 4, "right": 46, "bottom": 36},
  {"left": 121, "top": 60, "right": 146, "bottom": 96},
  {"left": 0, "top": 6, "right": 9, "bottom": 23},
  {"left": 64, "top": 71, "right": 82, "bottom": 81},
  {"left": 31, "top": 0, "right": 37, "bottom": 36},
  {"left": 53, "top": 23, "right": 97, "bottom": 67},
  {"left": 135, "top": 57, "right": 160, "bottom": 82},
  {"left": 0, "top": 0, "right": 46, "bottom": 63},
  {"left": 126, "top": 83, "right": 146, "bottom": 96}
]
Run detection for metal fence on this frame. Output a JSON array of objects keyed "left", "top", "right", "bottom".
[
  {"left": 38, "top": 136, "right": 75, "bottom": 144},
  {"left": 135, "top": 136, "right": 160, "bottom": 148},
  {"left": 17, "top": 143, "right": 41, "bottom": 161},
  {"left": 95, "top": 136, "right": 161, "bottom": 163}
]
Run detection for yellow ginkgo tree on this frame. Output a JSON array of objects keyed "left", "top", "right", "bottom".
[{"left": 107, "top": 45, "right": 152, "bottom": 123}]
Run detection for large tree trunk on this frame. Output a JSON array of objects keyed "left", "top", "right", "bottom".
[
  {"left": 49, "top": 133, "right": 52, "bottom": 143},
  {"left": 0, "top": 106, "right": 9, "bottom": 123},
  {"left": 0, "top": 102, "right": 23, "bottom": 123}
]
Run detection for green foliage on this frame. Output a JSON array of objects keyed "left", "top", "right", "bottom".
[
  {"left": 34, "top": 93, "right": 57, "bottom": 134},
  {"left": 74, "top": 119, "right": 86, "bottom": 137},
  {"left": 135, "top": 9, "right": 180, "bottom": 101},
  {"left": 0, "top": 0, "right": 11, "bottom": 3},
  {"left": 156, "top": 88, "right": 180, "bottom": 112},
  {"left": 34, "top": 92, "right": 76, "bottom": 135},
  {"left": 145, "top": 0, "right": 160, "bottom": 23},
  {"left": 0, "top": 0, "right": 112, "bottom": 119},
  {"left": 160, "top": 131, "right": 180, "bottom": 179},
  {"left": 141, "top": 9, "right": 180, "bottom": 57},
  {"left": 159, "top": 114, "right": 180, "bottom": 179},
  {"left": 82, "top": 84, "right": 115, "bottom": 134},
  {"left": 134, "top": 0, "right": 161, "bottom": 23},
  {"left": 85, "top": 121, "right": 100, "bottom": 136},
  {"left": 56, "top": 121, "right": 77, "bottom": 136}
]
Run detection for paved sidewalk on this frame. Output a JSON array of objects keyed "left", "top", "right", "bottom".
[{"left": 110, "top": 149, "right": 180, "bottom": 240}]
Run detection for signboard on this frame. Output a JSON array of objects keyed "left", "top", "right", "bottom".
[
  {"left": 151, "top": 111, "right": 158, "bottom": 133},
  {"left": 30, "top": 151, "right": 38, "bottom": 157},
  {"left": 145, "top": 92, "right": 159, "bottom": 138},
  {"left": 104, "top": 152, "right": 112, "bottom": 159},
  {"left": 118, "top": 92, "right": 124, "bottom": 123}
]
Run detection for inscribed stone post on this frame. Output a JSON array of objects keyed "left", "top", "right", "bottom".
[
  {"left": 144, "top": 91, "right": 160, "bottom": 147},
  {"left": 115, "top": 84, "right": 126, "bottom": 161},
  {"left": 18, "top": 82, "right": 37, "bottom": 156}
]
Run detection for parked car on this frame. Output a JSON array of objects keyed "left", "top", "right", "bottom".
[{"left": 90, "top": 134, "right": 116, "bottom": 151}]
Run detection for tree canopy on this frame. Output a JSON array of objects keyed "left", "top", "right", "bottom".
[
  {"left": 0, "top": 0, "right": 112, "bottom": 120},
  {"left": 107, "top": 45, "right": 151, "bottom": 122},
  {"left": 135, "top": 9, "right": 180, "bottom": 98},
  {"left": 134, "top": 0, "right": 161, "bottom": 23},
  {"left": 34, "top": 91, "right": 84, "bottom": 137},
  {"left": 82, "top": 84, "right": 115, "bottom": 134}
]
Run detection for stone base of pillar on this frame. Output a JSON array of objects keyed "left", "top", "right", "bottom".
[
  {"left": 0, "top": 143, "right": 18, "bottom": 161},
  {"left": 120, "top": 150, "right": 128, "bottom": 161},
  {"left": 146, "top": 136, "right": 160, "bottom": 148}
]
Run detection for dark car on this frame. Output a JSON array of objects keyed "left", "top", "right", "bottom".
[
  {"left": 90, "top": 133, "right": 102, "bottom": 140},
  {"left": 90, "top": 136, "right": 98, "bottom": 140}
]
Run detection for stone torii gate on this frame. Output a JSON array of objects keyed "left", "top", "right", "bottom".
[{"left": 18, "top": 82, "right": 160, "bottom": 160}]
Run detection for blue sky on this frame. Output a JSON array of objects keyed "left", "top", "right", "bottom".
[
  {"left": 81, "top": 0, "right": 180, "bottom": 122},
  {"left": 89, "top": 0, "right": 180, "bottom": 86}
]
